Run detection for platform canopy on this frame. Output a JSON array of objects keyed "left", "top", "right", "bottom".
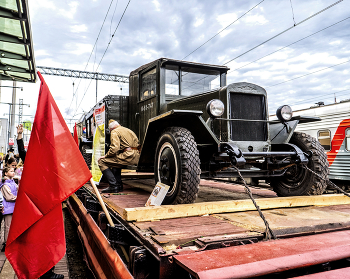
[{"left": 0, "top": 0, "right": 36, "bottom": 82}]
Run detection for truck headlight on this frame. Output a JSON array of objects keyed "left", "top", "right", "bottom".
[
  {"left": 276, "top": 105, "right": 293, "bottom": 122},
  {"left": 207, "top": 99, "right": 225, "bottom": 118}
]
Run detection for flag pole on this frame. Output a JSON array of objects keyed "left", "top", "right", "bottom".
[{"left": 89, "top": 178, "right": 115, "bottom": 227}]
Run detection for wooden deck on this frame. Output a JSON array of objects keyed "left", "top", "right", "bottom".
[{"left": 84, "top": 177, "right": 350, "bottom": 252}]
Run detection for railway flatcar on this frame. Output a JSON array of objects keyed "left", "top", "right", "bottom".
[{"left": 294, "top": 101, "right": 350, "bottom": 182}]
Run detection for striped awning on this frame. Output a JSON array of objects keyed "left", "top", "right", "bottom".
[{"left": 0, "top": 0, "right": 36, "bottom": 82}]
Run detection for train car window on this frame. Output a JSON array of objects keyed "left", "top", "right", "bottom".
[
  {"left": 318, "top": 130, "right": 331, "bottom": 151},
  {"left": 346, "top": 128, "right": 350, "bottom": 151},
  {"left": 141, "top": 68, "right": 156, "bottom": 100}
]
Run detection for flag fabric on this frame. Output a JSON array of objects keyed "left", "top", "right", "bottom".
[
  {"left": 5, "top": 72, "right": 92, "bottom": 279},
  {"left": 73, "top": 123, "right": 79, "bottom": 146}
]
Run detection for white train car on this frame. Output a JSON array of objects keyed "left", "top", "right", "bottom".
[{"left": 294, "top": 101, "right": 350, "bottom": 181}]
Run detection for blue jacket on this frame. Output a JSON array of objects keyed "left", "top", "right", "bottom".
[{"left": 0, "top": 179, "right": 17, "bottom": 215}]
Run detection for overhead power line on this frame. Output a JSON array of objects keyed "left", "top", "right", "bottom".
[
  {"left": 266, "top": 59, "right": 350, "bottom": 88},
  {"left": 67, "top": 0, "right": 115, "bottom": 113},
  {"left": 181, "top": 0, "right": 264, "bottom": 61},
  {"left": 182, "top": 1, "right": 344, "bottom": 91},
  {"left": 289, "top": 0, "right": 296, "bottom": 26},
  {"left": 95, "top": 0, "right": 132, "bottom": 72},
  {"left": 223, "top": 0, "right": 343, "bottom": 66},
  {"left": 74, "top": 0, "right": 131, "bottom": 116},
  {"left": 229, "top": 15, "right": 350, "bottom": 74},
  {"left": 289, "top": 88, "right": 350, "bottom": 106},
  {"left": 110, "top": 0, "right": 119, "bottom": 37}
]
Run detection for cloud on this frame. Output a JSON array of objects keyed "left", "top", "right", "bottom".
[
  {"left": 59, "top": 1, "right": 79, "bottom": 19},
  {"left": 11, "top": 0, "right": 347, "bottom": 126},
  {"left": 64, "top": 43, "right": 93, "bottom": 56},
  {"left": 71, "top": 24, "right": 87, "bottom": 33}
]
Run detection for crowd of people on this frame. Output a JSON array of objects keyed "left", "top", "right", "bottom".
[
  {"left": 0, "top": 143, "right": 22, "bottom": 253},
  {"left": 0, "top": 124, "right": 64, "bottom": 279}
]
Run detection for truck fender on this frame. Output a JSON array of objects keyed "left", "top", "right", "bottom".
[
  {"left": 138, "top": 110, "right": 219, "bottom": 167},
  {"left": 270, "top": 116, "right": 321, "bottom": 144},
  {"left": 270, "top": 120, "right": 299, "bottom": 144}
]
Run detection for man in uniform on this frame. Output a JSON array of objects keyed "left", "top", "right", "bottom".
[{"left": 98, "top": 120, "right": 140, "bottom": 193}]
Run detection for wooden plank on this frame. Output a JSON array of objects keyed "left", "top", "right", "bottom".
[
  {"left": 216, "top": 206, "right": 350, "bottom": 235},
  {"left": 122, "top": 194, "right": 350, "bottom": 222}
]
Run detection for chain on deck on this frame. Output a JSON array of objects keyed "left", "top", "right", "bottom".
[{"left": 231, "top": 166, "right": 277, "bottom": 240}]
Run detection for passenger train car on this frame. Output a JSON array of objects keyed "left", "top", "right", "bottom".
[{"left": 294, "top": 101, "right": 350, "bottom": 181}]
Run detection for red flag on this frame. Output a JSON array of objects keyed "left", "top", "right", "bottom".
[
  {"left": 73, "top": 122, "right": 79, "bottom": 146},
  {"left": 5, "top": 72, "right": 92, "bottom": 279}
]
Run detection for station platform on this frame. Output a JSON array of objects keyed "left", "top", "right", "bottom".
[{"left": 0, "top": 216, "right": 69, "bottom": 278}]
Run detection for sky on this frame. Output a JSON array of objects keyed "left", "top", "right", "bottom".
[{"left": 1, "top": 0, "right": 350, "bottom": 131}]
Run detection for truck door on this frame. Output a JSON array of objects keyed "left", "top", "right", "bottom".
[{"left": 137, "top": 67, "right": 158, "bottom": 144}]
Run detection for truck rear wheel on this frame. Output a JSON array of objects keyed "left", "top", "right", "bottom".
[
  {"left": 155, "top": 127, "right": 200, "bottom": 204},
  {"left": 271, "top": 132, "right": 329, "bottom": 196},
  {"left": 81, "top": 145, "right": 92, "bottom": 169}
]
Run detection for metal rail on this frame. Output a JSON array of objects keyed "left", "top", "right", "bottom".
[{"left": 37, "top": 66, "right": 129, "bottom": 83}]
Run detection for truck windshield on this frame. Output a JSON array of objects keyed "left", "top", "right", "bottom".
[{"left": 165, "top": 65, "right": 220, "bottom": 97}]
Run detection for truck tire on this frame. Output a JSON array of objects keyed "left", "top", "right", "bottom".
[
  {"left": 271, "top": 132, "right": 329, "bottom": 196},
  {"left": 81, "top": 145, "right": 92, "bottom": 169},
  {"left": 155, "top": 127, "right": 200, "bottom": 204}
]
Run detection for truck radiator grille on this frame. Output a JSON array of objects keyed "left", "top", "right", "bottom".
[{"left": 229, "top": 93, "right": 267, "bottom": 141}]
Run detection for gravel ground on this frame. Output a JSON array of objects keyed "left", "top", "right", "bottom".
[{"left": 63, "top": 206, "right": 95, "bottom": 279}]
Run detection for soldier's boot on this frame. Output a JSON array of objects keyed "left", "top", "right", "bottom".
[
  {"left": 111, "top": 167, "right": 123, "bottom": 192},
  {"left": 101, "top": 168, "right": 121, "bottom": 193}
]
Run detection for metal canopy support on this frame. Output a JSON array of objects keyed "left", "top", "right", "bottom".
[
  {"left": 37, "top": 66, "right": 129, "bottom": 83},
  {"left": 96, "top": 77, "right": 98, "bottom": 103},
  {"left": 19, "top": 98, "right": 23, "bottom": 124},
  {"left": 10, "top": 81, "right": 16, "bottom": 139}
]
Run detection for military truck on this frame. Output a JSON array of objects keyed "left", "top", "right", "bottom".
[{"left": 78, "top": 58, "right": 329, "bottom": 204}]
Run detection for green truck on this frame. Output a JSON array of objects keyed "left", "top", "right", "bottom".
[{"left": 77, "top": 58, "right": 329, "bottom": 204}]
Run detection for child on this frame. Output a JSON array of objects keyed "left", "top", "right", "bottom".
[
  {"left": 6, "top": 157, "right": 17, "bottom": 170},
  {"left": 0, "top": 167, "right": 18, "bottom": 252}
]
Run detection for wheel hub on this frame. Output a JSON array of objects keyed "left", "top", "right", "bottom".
[{"left": 157, "top": 143, "right": 178, "bottom": 196}]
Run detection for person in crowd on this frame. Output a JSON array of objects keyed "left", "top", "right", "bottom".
[
  {"left": 16, "top": 124, "right": 26, "bottom": 162},
  {"left": 0, "top": 167, "right": 18, "bottom": 252},
  {"left": 6, "top": 157, "right": 17, "bottom": 170},
  {"left": 98, "top": 120, "right": 140, "bottom": 193},
  {"left": 0, "top": 189, "right": 4, "bottom": 246},
  {"left": 0, "top": 154, "right": 3, "bottom": 169},
  {"left": 14, "top": 154, "right": 20, "bottom": 163},
  {"left": 16, "top": 124, "right": 64, "bottom": 279},
  {"left": 4, "top": 148, "right": 14, "bottom": 165}
]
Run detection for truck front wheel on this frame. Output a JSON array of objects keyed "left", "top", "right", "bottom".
[
  {"left": 155, "top": 127, "right": 200, "bottom": 204},
  {"left": 271, "top": 132, "right": 329, "bottom": 196}
]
